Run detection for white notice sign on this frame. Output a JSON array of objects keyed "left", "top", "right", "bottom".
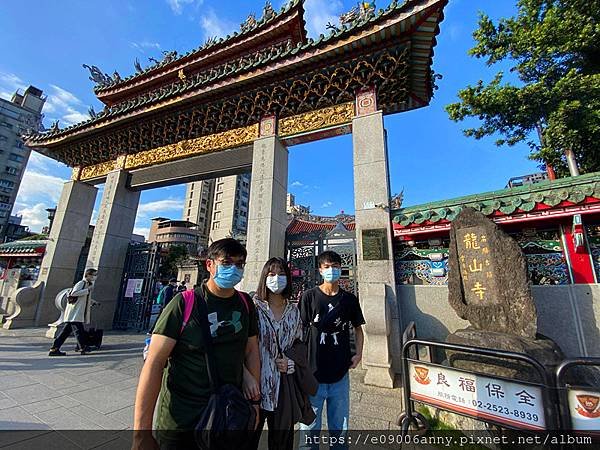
[
  {"left": 125, "top": 279, "right": 143, "bottom": 298},
  {"left": 408, "top": 362, "right": 546, "bottom": 430},
  {"left": 568, "top": 389, "right": 600, "bottom": 431}
]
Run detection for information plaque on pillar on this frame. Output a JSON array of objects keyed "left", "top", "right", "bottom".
[{"left": 362, "top": 228, "right": 389, "bottom": 260}]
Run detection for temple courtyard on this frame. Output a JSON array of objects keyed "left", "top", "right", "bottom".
[{"left": 0, "top": 328, "right": 405, "bottom": 448}]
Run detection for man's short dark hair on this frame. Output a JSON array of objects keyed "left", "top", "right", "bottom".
[
  {"left": 85, "top": 268, "right": 97, "bottom": 276},
  {"left": 169, "top": 278, "right": 178, "bottom": 283},
  {"left": 207, "top": 238, "right": 247, "bottom": 261},
  {"left": 317, "top": 250, "right": 342, "bottom": 267}
]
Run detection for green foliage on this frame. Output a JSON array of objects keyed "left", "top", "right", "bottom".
[
  {"left": 446, "top": 0, "right": 600, "bottom": 175},
  {"left": 159, "top": 245, "right": 188, "bottom": 278}
]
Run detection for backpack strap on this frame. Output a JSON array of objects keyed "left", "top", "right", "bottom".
[
  {"left": 180, "top": 290, "right": 196, "bottom": 334},
  {"left": 236, "top": 290, "right": 250, "bottom": 314}
]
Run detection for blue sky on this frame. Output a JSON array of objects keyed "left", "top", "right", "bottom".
[{"left": 1, "top": 0, "right": 539, "bottom": 236}]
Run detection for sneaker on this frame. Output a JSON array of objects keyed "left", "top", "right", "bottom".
[
  {"left": 49, "top": 349, "right": 66, "bottom": 357},
  {"left": 80, "top": 346, "right": 93, "bottom": 355}
]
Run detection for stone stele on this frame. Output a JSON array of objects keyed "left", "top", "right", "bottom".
[{"left": 447, "top": 207, "right": 538, "bottom": 339}]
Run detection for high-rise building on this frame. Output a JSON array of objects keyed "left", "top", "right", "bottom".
[
  {"left": 182, "top": 173, "right": 251, "bottom": 248},
  {"left": 286, "top": 192, "right": 310, "bottom": 216},
  {"left": 0, "top": 86, "right": 45, "bottom": 241},
  {"left": 208, "top": 173, "right": 251, "bottom": 244},
  {"left": 182, "top": 180, "right": 215, "bottom": 249}
]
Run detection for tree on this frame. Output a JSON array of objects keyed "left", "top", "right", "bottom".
[
  {"left": 159, "top": 245, "right": 188, "bottom": 278},
  {"left": 446, "top": 0, "right": 600, "bottom": 175}
]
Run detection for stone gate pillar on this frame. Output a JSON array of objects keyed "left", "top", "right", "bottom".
[
  {"left": 241, "top": 116, "right": 288, "bottom": 292},
  {"left": 86, "top": 169, "right": 140, "bottom": 329},
  {"left": 35, "top": 181, "right": 97, "bottom": 329},
  {"left": 352, "top": 88, "right": 397, "bottom": 388}
]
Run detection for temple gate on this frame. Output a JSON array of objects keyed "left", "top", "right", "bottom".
[{"left": 24, "top": 0, "right": 448, "bottom": 386}]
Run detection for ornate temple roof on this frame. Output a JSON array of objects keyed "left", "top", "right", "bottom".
[
  {"left": 93, "top": 0, "right": 308, "bottom": 105},
  {"left": 24, "top": 0, "right": 447, "bottom": 169},
  {"left": 392, "top": 172, "right": 600, "bottom": 229},
  {"left": 0, "top": 240, "right": 47, "bottom": 258},
  {"left": 287, "top": 218, "right": 356, "bottom": 235}
]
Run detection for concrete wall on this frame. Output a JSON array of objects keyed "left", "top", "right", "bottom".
[{"left": 396, "top": 284, "right": 600, "bottom": 371}]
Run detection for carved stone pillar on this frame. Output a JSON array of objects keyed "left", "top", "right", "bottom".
[
  {"left": 86, "top": 169, "right": 140, "bottom": 329},
  {"left": 352, "top": 87, "right": 397, "bottom": 388},
  {"left": 240, "top": 116, "right": 288, "bottom": 292},
  {"left": 34, "top": 181, "right": 97, "bottom": 331}
]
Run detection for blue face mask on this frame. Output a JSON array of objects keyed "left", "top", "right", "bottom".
[
  {"left": 321, "top": 267, "right": 342, "bottom": 283},
  {"left": 213, "top": 264, "right": 244, "bottom": 289}
]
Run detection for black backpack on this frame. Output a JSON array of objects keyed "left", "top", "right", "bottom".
[{"left": 193, "top": 288, "right": 256, "bottom": 450}]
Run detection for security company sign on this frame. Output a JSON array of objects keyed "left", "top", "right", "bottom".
[
  {"left": 408, "top": 362, "right": 546, "bottom": 430},
  {"left": 568, "top": 389, "right": 600, "bottom": 431}
]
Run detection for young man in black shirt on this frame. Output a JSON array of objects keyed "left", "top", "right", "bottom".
[{"left": 299, "top": 250, "right": 365, "bottom": 450}]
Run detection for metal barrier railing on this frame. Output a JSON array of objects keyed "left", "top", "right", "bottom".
[
  {"left": 556, "top": 358, "right": 600, "bottom": 433},
  {"left": 401, "top": 337, "right": 560, "bottom": 432}
]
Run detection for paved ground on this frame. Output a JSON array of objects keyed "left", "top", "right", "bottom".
[{"left": 0, "top": 327, "right": 405, "bottom": 447}]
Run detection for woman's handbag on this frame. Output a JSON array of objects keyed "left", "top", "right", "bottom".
[
  {"left": 193, "top": 288, "right": 256, "bottom": 450},
  {"left": 67, "top": 291, "right": 78, "bottom": 304}
]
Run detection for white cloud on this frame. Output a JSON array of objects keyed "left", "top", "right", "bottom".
[
  {"left": 167, "top": 0, "right": 199, "bottom": 15},
  {"left": 42, "top": 84, "right": 91, "bottom": 127},
  {"left": 0, "top": 71, "right": 26, "bottom": 100},
  {"left": 304, "top": 0, "right": 344, "bottom": 37},
  {"left": 130, "top": 41, "right": 162, "bottom": 53},
  {"left": 16, "top": 170, "right": 67, "bottom": 205},
  {"left": 291, "top": 181, "right": 304, "bottom": 188},
  {"left": 137, "top": 198, "right": 183, "bottom": 217},
  {"left": 199, "top": 8, "right": 236, "bottom": 39},
  {"left": 14, "top": 203, "right": 50, "bottom": 233},
  {"left": 134, "top": 227, "right": 151, "bottom": 238},
  {"left": 322, "top": 201, "right": 333, "bottom": 208}
]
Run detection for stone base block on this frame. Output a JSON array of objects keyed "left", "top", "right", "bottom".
[
  {"left": 446, "top": 328, "right": 564, "bottom": 383},
  {"left": 363, "top": 364, "right": 394, "bottom": 388}
]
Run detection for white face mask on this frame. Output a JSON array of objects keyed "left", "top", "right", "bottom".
[{"left": 266, "top": 275, "right": 287, "bottom": 294}]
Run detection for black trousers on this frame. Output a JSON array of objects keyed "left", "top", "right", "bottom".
[
  {"left": 52, "top": 322, "right": 86, "bottom": 350},
  {"left": 249, "top": 409, "right": 294, "bottom": 450}
]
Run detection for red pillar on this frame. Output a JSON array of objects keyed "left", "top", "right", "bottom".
[{"left": 562, "top": 219, "right": 596, "bottom": 284}]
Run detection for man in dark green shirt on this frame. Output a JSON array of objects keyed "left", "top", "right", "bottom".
[{"left": 133, "top": 238, "right": 261, "bottom": 449}]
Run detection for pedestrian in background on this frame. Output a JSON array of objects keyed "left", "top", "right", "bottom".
[{"left": 48, "top": 268, "right": 99, "bottom": 356}]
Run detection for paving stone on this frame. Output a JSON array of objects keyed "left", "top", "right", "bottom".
[
  {"left": 33, "top": 406, "right": 100, "bottom": 430},
  {"left": 68, "top": 385, "right": 136, "bottom": 414},
  {"left": 0, "top": 373, "right": 37, "bottom": 390},
  {"left": 4, "top": 383, "right": 61, "bottom": 405},
  {"left": 2, "top": 431, "right": 80, "bottom": 450},
  {"left": 52, "top": 395, "right": 83, "bottom": 408},
  {"left": 0, "top": 431, "right": 53, "bottom": 448},
  {"left": 70, "top": 404, "right": 129, "bottom": 430},
  {"left": 21, "top": 399, "right": 62, "bottom": 415},
  {"left": 350, "top": 402, "right": 401, "bottom": 423},
  {"left": 359, "top": 392, "right": 404, "bottom": 410},
  {"left": 105, "top": 406, "right": 134, "bottom": 427},
  {"left": 0, "top": 392, "right": 18, "bottom": 410},
  {"left": 0, "top": 406, "right": 49, "bottom": 430}
]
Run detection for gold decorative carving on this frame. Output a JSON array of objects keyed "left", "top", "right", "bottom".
[
  {"left": 116, "top": 154, "right": 127, "bottom": 169},
  {"left": 80, "top": 160, "right": 116, "bottom": 180},
  {"left": 279, "top": 103, "right": 354, "bottom": 137},
  {"left": 124, "top": 124, "right": 259, "bottom": 170},
  {"left": 71, "top": 167, "right": 81, "bottom": 181}
]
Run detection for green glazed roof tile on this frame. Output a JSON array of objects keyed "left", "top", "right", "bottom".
[
  {"left": 27, "top": 0, "right": 432, "bottom": 144},
  {"left": 392, "top": 172, "right": 600, "bottom": 226}
]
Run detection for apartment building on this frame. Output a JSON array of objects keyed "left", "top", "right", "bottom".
[{"left": 0, "top": 86, "right": 45, "bottom": 241}]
